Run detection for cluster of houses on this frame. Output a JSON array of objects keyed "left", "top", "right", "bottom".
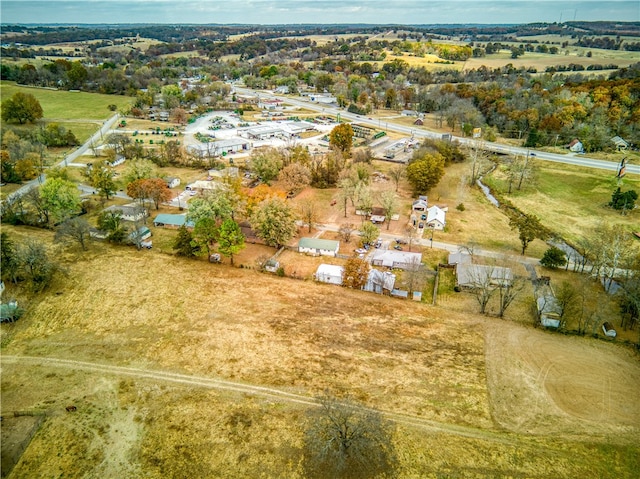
[
  {"left": 302, "top": 237, "right": 423, "bottom": 300},
  {"left": 411, "top": 196, "right": 447, "bottom": 231}
]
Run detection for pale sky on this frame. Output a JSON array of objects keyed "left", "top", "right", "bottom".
[{"left": 2, "top": 1, "right": 639, "bottom": 25}]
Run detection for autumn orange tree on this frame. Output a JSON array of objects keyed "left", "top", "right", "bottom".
[{"left": 342, "top": 257, "right": 370, "bottom": 289}]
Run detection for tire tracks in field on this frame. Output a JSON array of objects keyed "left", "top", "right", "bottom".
[{"left": 1, "top": 354, "right": 517, "bottom": 445}]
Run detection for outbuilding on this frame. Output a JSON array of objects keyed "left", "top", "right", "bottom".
[
  {"left": 315, "top": 264, "right": 344, "bottom": 285},
  {"left": 602, "top": 322, "right": 617, "bottom": 338},
  {"left": 153, "top": 213, "right": 193, "bottom": 229},
  {"left": 103, "top": 204, "right": 146, "bottom": 222},
  {"left": 371, "top": 250, "right": 422, "bottom": 270}
]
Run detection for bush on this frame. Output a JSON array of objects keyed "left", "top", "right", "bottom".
[
  {"left": 540, "top": 246, "right": 567, "bottom": 268},
  {"left": 276, "top": 267, "right": 285, "bottom": 277},
  {"left": 456, "top": 203, "right": 465, "bottom": 211}
]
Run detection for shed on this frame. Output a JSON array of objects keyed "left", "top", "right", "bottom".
[
  {"left": 153, "top": 213, "right": 193, "bottom": 229},
  {"left": 390, "top": 289, "right": 409, "bottom": 299},
  {"left": 412, "top": 291, "right": 422, "bottom": 302},
  {"left": 567, "top": 139, "right": 584, "bottom": 153},
  {"left": 602, "top": 322, "right": 617, "bottom": 338},
  {"left": 370, "top": 207, "right": 386, "bottom": 224},
  {"left": 448, "top": 251, "right": 472, "bottom": 266},
  {"left": 315, "top": 264, "right": 344, "bottom": 285},
  {"left": 129, "top": 226, "right": 151, "bottom": 242},
  {"left": 166, "top": 177, "right": 181, "bottom": 188},
  {"left": 536, "top": 296, "right": 561, "bottom": 328},
  {"left": 611, "top": 136, "right": 629, "bottom": 151},
  {"left": 426, "top": 205, "right": 446, "bottom": 230},
  {"left": 299, "top": 238, "right": 340, "bottom": 257},
  {"left": 371, "top": 250, "right": 422, "bottom": 270},
  {"left": 412, "top": 197, "right": 428, "bottom": 212}
]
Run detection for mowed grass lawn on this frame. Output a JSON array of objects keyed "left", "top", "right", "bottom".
[
  {"left": 484, "top": 160, "right": 640, "bottom": 243},
  {"left": 0, "top": 81, "right": 133, "bottom": 120}
]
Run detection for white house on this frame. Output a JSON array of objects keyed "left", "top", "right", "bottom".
[
  {"left": 568, "top": 139, "right": 584, "bottom": 153},
  {"left": 371, "top": 250, "right": 422, "bottom": 270},
  {"left": 107, "top": 155, "right": 125, "bottom": 167},
  {"left": 315, "top": 264, "right": 344, "bottom": 285},
  {"left": 103, "top": 204, "right": 146, "bottom": 222},
  {"left": 426, "top": 205, "right": 446, "bottom": 230},
  {"left": 299, "top": 238, "right": 340, "bottom": 257}
]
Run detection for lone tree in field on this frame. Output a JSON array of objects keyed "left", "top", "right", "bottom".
[
  {"left": 302, "top": 394, "right": 398, "bottom": 479},
  {"left": 329, "top": 123, "right": 354, "bottom": 155},
  {"left": 1, "top": 92, "right": 43, "bottom": 124},
  {"left": 55, "top": 217, "right": 92, "bottom": 251},
  {"left": 173, "top": 225, "right": 199, "bottom": 258},
  {"left": 509, "top": 213, "right": 547, "bottom": 255}
]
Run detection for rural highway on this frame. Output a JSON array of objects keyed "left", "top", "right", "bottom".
[
  {"left": 5, "top": 113, "right": 121, "bottom": 202},
  {"left": 235, "top": 86, "right": 639, "bottom": 175}
]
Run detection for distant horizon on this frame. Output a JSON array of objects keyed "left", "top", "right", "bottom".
[{"left": 2, "top": 1, "right": 639, "bottom": 26}]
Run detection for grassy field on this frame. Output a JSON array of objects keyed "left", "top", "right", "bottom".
[
  {"left": 0, "top": 81, "right": 133, "bottom": 120},
  {"left": 483, "top": 159, "right": 640, "bottom": 244},
  {"left": 1, "top": 226, "right": 639, "bottom": 478}
]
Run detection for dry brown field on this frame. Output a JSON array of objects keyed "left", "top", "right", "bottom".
[{"left": 1, "top": 223, "right": 639, "bottom": 478}]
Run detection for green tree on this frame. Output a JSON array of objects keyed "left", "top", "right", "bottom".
[
  {"left": 540, "top": 246, "right": 567, "bottom": 268},
  {"left": 302, "top": 394, "right": 398, "bottom": 479},
  {"left": 173, "top": 225, "right": 199, "bottom": 258},
  {"left": 88, "top": 160, "right": 117, "bottom": 201},
  {"left": 509, "top": 214, "right": 548, "bottom": 256},
  {"left": 186, "top": 193, "right": 233, "bottom": 225},
  {"left": 0, "top": 232, "right": 20, "bottom": 283},
  {"left": 1, "top": 92, "right": 43, "bottom": 124},
  {"left": 406, "top": 153, "right": 445, "bottom": 195},
  {"left": 250, "top": 197, "right": 298, "bottom": 248},
  {"left": 359, "top": 222, "right": 379, "bottom": 246},
  {"left": 379, "top": 190, "right": 398, "bottom": 231},
  {"left": 39, "top": 177, "right": 82, "bottom": 226},
  {"left": 609, "top": 187, "right": 638, "bottom": 213},
  {"left": 217, "top": 219, "right": 245, "bottom": 266},
  {"left": 97, "top": 210, "right": 128, "bottom": 244},
  {"left": 329, "top": 123, "right": 354, "bottom": 155},
  {"left": 343, "top": 258, "right": 370, "bottom": 289},
  {"left": 250, "top": 147, "right": 284, "bottom": 185},
  {"left": 192, "top": 217, "right": 219, "bottom": 258},
  {"left": 55, "top": 217, "right": 92, "bottom": 251}
]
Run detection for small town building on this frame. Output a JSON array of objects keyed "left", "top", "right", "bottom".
[
  {"left": 412, "top": 197, "right": 428, "bottom": 213},
  {"left": 611, "top": 136, "right": 629, "bottom": 151},
  {"left": 315, "top": 264, "right": 344, "bottom": 285},
  {"left": 103, "top": 204, "right": 146, "bottom": 222},
  {"left": 567, "top": 139, "right": 584, "bottom": 153},
  {"left": 298, "top": 238, "right": 340, "bottom": 257},
  {"left": 371, "top": 250, "right": 422, "bottom": 270},
  {"left": 153, "top": 213, "right": 193, "bottom": 229}
]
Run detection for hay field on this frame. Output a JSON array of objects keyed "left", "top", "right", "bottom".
[{"left": 1, "top": 233, "right": 639, "bottom": 478}]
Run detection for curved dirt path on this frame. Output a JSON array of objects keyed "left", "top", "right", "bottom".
[{"left": 2, "top": 354, "right": 515, "bottom": 445}]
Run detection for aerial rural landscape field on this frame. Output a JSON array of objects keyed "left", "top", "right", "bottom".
[{"left": 1, "top": 8, "right": 640, "bottom": 479}]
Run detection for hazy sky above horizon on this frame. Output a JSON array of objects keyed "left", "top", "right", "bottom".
[{"left": 2, "top": 1, "right": 639, "bottom": 25}]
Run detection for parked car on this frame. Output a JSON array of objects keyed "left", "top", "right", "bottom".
[
  {"left": 419, "top": 222, "right": 425, "bottom": 229},
  {"left": 421, "top": 214, "right": 427, "bottom": 220},
  {"left": 355, "top": 248, "right": 367, "bottom": 254},
  {"left": 374, "top": 239, "right": 382, "bottom": 248},
  {"left": 395, "top": 239, "right": 407, "bottom": 244},
  {"left": 140, "top": 240, "right": 152, "bottom": 249},
  {"left": 394, "top": 245, "right": 403, "bottom": 251}
]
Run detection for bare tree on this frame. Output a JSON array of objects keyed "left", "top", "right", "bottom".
[
  {"left": 298, "top": 199, "right": 320, "bottom": 233},
  {"left": 302, "top": 393, "right": 398, "bottom": 479},
  {"left": 388, "top": 165, "right": 405, "bottom": 192},
  {"left": 339, "top": 223, "right": 356, "bottom": 243},
  {"left": 402, "top": 256, "right": 427, "bottom": 294},
  {"left": 55, "top": 217, "right": 92, "bottom": 251},
  {"left": 379, "top": 190, "right": 397, "bottom": 231}
]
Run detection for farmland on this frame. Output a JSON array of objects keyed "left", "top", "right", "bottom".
[{"left": 1, "top": 235, "right": 639, "bottom": 478}]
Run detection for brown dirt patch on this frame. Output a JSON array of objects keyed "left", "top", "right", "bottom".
[{"left": 486, "top": 320, "right": 640, "bottom": 436}]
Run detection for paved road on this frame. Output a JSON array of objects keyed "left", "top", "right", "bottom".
[
  {"left": 5, "top": 113, "right": 121, "bottom": 202},
  {"left": 235, "top": 87, "right": 639, "bottom": 175}
]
